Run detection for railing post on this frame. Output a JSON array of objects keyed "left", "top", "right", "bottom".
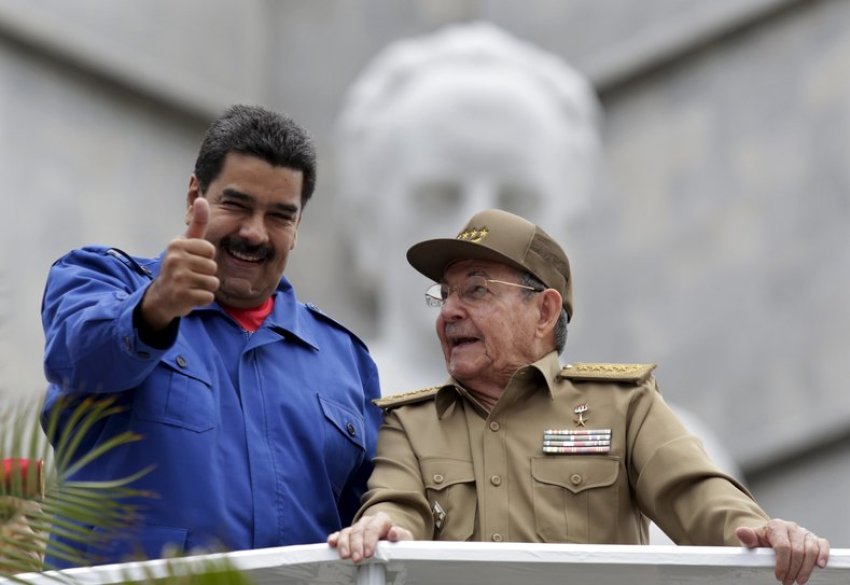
[{"left": 355, "top": 561, "right": 386, "bottom": 585}]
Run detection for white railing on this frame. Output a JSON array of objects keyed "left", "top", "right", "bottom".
[{"left": 6, "top": 542, "right": 850, "bottom": 585}]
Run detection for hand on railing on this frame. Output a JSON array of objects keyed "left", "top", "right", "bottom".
[
  {"left": 328, "top": 511, "right": 413, "bottom": 563},
  {"left": 736, "top": 519, "right": 829, "bottom": 585}
]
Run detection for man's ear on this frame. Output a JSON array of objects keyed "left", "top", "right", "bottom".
[
  {"left": 186, "top": 175, "right": 202, "bottom": 225},
  {"left": 537, "top": 288, "right": 563, "bottom": 335},
  {"left": 289, "top": 210, "right": 304, "bottom": 250}
]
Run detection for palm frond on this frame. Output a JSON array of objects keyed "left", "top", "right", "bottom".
[
  {"left": 1, "top": 396, "right": 149, "bottom": 574},
  {"left": 2, "top": 397, "right": 254, "bottom": 585}
]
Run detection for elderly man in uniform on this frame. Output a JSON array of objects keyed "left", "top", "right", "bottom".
[{"left": 329, "top": 209, "right": 829, "bottom": 585}]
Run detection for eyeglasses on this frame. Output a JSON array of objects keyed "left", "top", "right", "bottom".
[{"left": 425, "top": 275, "right": 543, "bottom": 308}]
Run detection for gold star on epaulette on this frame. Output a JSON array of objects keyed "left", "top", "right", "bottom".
[
  {"left": 559, "top": 362, "right": 657, "bottom": 383},
  {"left": 373, "top": 386, "right": 441, "bottom": 410}
]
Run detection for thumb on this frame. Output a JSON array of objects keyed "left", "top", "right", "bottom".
[
  {"left": 736, "top": 526, "right": 762, "bottom": 548},
  {"left": 185, "top": 196, "right": 210, "bottom": 239},
  {"left": 386, "top": 525, "right": 413, "bottom": 542}
]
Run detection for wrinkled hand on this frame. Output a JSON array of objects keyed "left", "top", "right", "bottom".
[
  {"left": 736, "top": 519, "right": 829, "bottom": 585},
  {"left": 327, "top": 512, "right": 413, "bottom": 563},
  {"left": 141, "top": 197, "right": 219, "bottom": 330}
]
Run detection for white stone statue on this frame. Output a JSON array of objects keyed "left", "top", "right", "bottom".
[{"left": 335, "top": 22, "right": 600, "bottom": 394}]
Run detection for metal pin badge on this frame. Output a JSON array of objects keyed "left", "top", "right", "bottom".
[
  {"left": 431, "top": 500, "right": 447, "bottom": 531},
  {"left": 573, "top": 403, "right": 589, "bottom": 427}
]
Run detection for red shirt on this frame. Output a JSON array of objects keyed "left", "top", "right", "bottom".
[{"left": 222, "top": 297, "right": 274, "bottom": 332}]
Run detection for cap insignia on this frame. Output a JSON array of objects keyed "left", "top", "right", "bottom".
[{"left": 456, "top": 226, "right": 489, "bottom": 243}]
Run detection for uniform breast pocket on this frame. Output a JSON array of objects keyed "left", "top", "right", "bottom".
[
  {"left": 420, "top": 458, "right": 477, "bottom": 541},
  {"left": 319, "top": 396, "right": 366, "bottom": 497},
  {"left": 133, "top": 355, "right": 215, "bottom": 433},
  {"left": 531, "top": 456, "right": 620, "bottom": 543}
]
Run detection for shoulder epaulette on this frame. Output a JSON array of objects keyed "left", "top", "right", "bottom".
[
  {"left": 559, "top": 362, "right": 656, "bottom": 383},
  {"left": 373, "top": 386, "right": 440, "bottom": 410}
]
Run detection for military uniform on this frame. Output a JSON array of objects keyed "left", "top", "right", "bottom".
[{"left": 359, "top": 351, "right": 768, "bottom": 546}]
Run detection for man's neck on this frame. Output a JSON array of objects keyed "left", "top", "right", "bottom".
[{"left": 468, "top": 387, "right": 500, "bottom": 412}]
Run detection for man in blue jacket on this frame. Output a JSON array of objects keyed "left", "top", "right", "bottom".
[{"left": 40, "top": 105, "right": 382, "bottom": 567}]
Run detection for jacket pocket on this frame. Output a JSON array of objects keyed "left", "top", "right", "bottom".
[
  {"left": 420, "top": 458, "right": 477, "bottom": 541},
  {"left": 531, "top": 456, "right": 620, "bottom": 542},
  {"left": 133, "top": 350, "right": 214, "bottom": 433},
  {"left": 319, "top": 396, "right": 366, "bottom": 497}
]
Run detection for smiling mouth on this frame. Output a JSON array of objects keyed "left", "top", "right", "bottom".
[{"left": 225, "top": 248, "right": 267, "bottom": 263}]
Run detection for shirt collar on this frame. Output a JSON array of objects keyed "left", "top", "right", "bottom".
[
  {"left": 261, "top": 277, "right": 320, "bottom": 350},
  {"left": 172, "top": 265, "right": 319, "bottom": 350}
]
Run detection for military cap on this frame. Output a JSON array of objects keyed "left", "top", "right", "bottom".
[{"left": 407, "top": 209, "right": 573, "bottom": 320}]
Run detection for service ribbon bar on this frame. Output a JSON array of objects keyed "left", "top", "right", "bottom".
[
  {"left": 544, "top": 428, "right": 611, "bottom": 436},
  {"left": 543, "top": 439, "right": 611, "bottom": 447},
  {"left": 542, "top": 428, "right": 612, "bottom": 454},
  {"left": 543, "top": 445, "right": 612, "bottom": 454}
]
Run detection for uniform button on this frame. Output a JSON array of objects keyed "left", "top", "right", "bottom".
[
  {"left": 489, "top": 421, "right": 501, "bottom": 432},
  {"left": 176, "top": 355, "right": 188, "bottom": 368},
  {"left": 433, "top": 474, "right": 444, "bottom": 484},
  {"left": 346, "top": 422, "right": 356, "bottom": 436},
  {"left": 570, "top": 473, "right": 583, "bottom": 486},
  {"left": 491, "top": 533, "right": 503, "bottom": 542},
  {"left": 490, "top": 475, "right": 502, "bottom": 486}
]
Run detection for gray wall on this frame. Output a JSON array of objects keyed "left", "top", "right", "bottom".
[{"left": 1, "top": 0, "right": 848, "bottom": 543}]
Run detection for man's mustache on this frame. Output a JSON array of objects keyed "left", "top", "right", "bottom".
[{"left": 219, "top": 236, "right": 274, "bottom": 261}]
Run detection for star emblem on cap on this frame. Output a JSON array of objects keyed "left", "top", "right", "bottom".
[{"left": 456, "top": 226, "right": 489, "bottom": 243}]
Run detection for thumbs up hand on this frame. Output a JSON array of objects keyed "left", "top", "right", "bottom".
[
  {"left": 184, "top": 194, "right": 211, "bottom": 239},
  {"left": 140, "top": 197, "right": 220, "bottom": 332}
]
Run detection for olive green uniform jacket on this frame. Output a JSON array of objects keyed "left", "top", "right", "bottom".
[{"left": 358, "top": 351, "right": 769, "bottom": 545}]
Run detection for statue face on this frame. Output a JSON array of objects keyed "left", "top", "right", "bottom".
[
  {"left": 370, "top": 67, "right": 586, "bottom": 333},
  {"left": 381, "top": 67, "right": 582, "bottom": 237}
]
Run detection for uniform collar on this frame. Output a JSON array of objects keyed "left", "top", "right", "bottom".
[
  {"left": 434, "top": 350, "right": 562, "bottom": 417},
  {"left": 262, "top": 278, "right": 320, "bottom": 350}
]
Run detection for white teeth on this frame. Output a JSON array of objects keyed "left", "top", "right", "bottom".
[{"left": 229, "top": 249, "right": 263, "bottom": 262}]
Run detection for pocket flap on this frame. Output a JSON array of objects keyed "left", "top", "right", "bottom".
[
  {"left": 531, "top": 456, "right": 619, "bottom": 494},
  {"left": 420, "top": 458, "right": 475, "bottom": 491},
  {"left": 161, "top": 345, "right": 212, "bottom": 386},
  {"left": 319, "top": 396, "right": 366, "bottom": 451}
]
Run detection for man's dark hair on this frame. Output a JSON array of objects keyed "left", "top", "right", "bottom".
[{"left": 193, "top": 104, "right": 317, "bottom": 205}]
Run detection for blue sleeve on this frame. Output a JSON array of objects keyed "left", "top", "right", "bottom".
[
  {"left": 41, "top": 247, "right": 174, "bottom": 396},
  {"left": 336, "top": 347, "right": 383, "bottom": 525}
]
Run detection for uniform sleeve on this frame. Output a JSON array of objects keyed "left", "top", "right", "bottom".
[
  {"left": 354, "top": 410, "right": 434, "bottom": 539},
  {"left": 41, "top": 248, "right": 174, "bottom": 397},
  {"left": 627, "top": 379, "right": 770, "bottom": 545}
]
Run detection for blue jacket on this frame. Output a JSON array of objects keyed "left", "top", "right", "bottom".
[{"left": 41, "top": 246, "right": 382, "bottom": 566}]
